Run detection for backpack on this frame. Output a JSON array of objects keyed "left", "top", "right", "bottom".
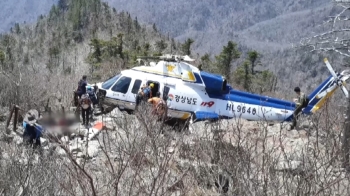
[
  {"left": 81, "top": 94, "right": 91, "bottom": 109},
  {"left": 87, "top": 90, "right": 98, "bottom": 104},
  {"left": 144, "top": 87, "right": 152, "bottom": 97}
]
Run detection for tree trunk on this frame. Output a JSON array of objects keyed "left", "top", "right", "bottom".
[{"left": 342, "top": 96, "right": 350, "bottom": 169}]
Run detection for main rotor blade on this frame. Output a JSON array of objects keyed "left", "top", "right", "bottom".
[{"left": 324, "top": 58, "right": 339, "bottom": 79}]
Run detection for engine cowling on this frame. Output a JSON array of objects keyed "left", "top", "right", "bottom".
[{"left": 200, "top": 71, "right": 227, "bottom": 94}]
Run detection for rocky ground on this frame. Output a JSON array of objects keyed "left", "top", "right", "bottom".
[{"left": 0, "top": 107, "right": 350, "bottom": 195}]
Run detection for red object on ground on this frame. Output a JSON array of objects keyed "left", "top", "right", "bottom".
[{"left": 93, "top": 121, "right": 104, "bottom": 131}]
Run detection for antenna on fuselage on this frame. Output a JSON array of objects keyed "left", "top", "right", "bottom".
[{"left": 136, "top": 54, "right": 195, "bottom": 63}]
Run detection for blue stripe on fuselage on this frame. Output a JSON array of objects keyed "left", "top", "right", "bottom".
[
  {"left": 205, "top": 73, "right": 335, "bottom": 114},
  {"left": 307, "top": 75, "right": 334, "bottom": 106},
  {"left": 208, "top": 86, "right": 296, "bottom": 111},
  {"left": 200, "top": 72, "right": 337, "bottom": 121},
  {"left": 194, "top": 73, "right": 203, "bottom": 84}
]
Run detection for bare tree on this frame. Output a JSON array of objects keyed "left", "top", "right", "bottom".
[
  {"left": 298, "top": 0, "right": 350, "bottom": 170},
  {"left": 300, "top": 1, "right": 350, "bottom": 57}
]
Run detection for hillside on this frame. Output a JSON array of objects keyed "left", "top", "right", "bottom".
[
  {"left": 0, "top": 0, "right": 335, "bottom": 53},
  {"left": 0, "top": 0, "right": 58, "bottom": 33},
  {"left": 105, "top": 0, "right": 331, "bottom": 53},
  {"left": 0, "top": 0, "right": 180, "bottom": 111}
]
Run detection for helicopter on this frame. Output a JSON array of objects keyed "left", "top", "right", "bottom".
[{"left": 94, "top": 54, "right": 350, "bottom": 130}]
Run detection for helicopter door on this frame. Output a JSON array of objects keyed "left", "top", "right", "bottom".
[
  {"left": 146, "top": 80, "right": 160, "bottom": 98},
  {"left": 126, "top": 78, "right": 142, "bottom": 110}
]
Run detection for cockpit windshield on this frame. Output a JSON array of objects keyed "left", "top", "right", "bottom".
[{"left": 101, "top": 74, "right": 121, "bottom": 89}]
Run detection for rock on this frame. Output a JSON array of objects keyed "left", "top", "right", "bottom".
[
  {"left": 287, "top": 129, "right": 299, "bottom": 138},
  {"left": 86, "top": 141, "right": 100, "bottom": 158},
  {"left": 13, "top": 135, "right": 23, "bottom": 145},
  {"left": 75, "top": 127, "right": 88, "bottom": 138},
  {"left": 56, "top": 147, "right": 66, "bottom": 155},
  {"left": 61, "top": 136, "right": 69, "bottom": 143},
  {"left": 71, "top": 146, "right": 83, "bottom": 154},
  {"left": 76, "top": 152, "right": 85, "bottom": 158},
  {"left": 40, "top": 138, "right": 48, "bottom": 146},
  {"left": 276, "top": 160, "right": 302, "bottom": 171},
  {"left": 1, "top": 152, "right": 10, "bottom": 160},
  {"left": 168, "top": 147, "right": 175, "bottom": 154},
  {"left": 87, "top": 128, "right": 101, "bottom": 140},
  {"left": 103, "top": 123, "right": 115, "bottom": 131},
  {"left": 0, "top": 113, "right": 7, "bottom": 122},
  {"left": 0, "top": 134, "right": 14, "bottom": 143},
  {"left": 300, "top": 120, "right": 314, "bottom": 129},
  {"left": 298, "top": 130, "right": 308, "bottom": 138}
]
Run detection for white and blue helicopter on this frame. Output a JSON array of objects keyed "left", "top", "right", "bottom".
[{"left": 94, "top": 54, "right": 350, "bottom": 129}]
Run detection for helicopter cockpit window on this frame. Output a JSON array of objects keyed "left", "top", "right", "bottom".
[
  {"left": 111, "top": 76, "right": 132, "bottom": 94},
  {"left": 102, "top": 74, "right": 121, "bottom": 90}
]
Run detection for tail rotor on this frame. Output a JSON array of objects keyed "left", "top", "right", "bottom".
[{"left": 324, "top": 58, "right": 349, "bottom": 98}]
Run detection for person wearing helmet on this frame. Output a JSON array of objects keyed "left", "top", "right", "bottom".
[{"left": 142, "top": 83, "right": 154, "bottom": 100}]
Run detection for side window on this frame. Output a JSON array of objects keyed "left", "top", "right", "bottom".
[
  {"left": 163, "top": 86, "right": 170, "bottom": 101},
  {"left": 131, "top": 79, "right": 142, "bottom": 94},
  {"left": 111, "top": 76, "right": 132, "bottom": 94}
]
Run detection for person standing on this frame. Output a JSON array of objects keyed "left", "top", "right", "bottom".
[
  {"left": 292, "top": 87, "right": 308, "bottom": 129},
  {"left": 77, "top": 75, "right": 88, "bottom": 98},
  {"left": 80, "top": 93, "right": 92, "bottom": 126}
]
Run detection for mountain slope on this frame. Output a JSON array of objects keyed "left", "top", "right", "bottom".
[
  {"left": 0, "top": 0, "right": 58, "bottom": 33},
  {"left": 1, "top": 0, "right": 347, "bottom": 99},
  {"left": 1, "top": 0, "right": 331, "bottom": 53},
  {"left": 104, "top": 0, "right": 331, "bottom": 53},
  {"left": 0, "top": 0, "right": 179, "bottom": 110}
]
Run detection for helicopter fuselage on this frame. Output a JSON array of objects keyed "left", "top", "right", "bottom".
[
  {"left": 92, "top": 56, "right": 350, "bottom": 127},
  {"left": 96, "top": 66, "right": 297, "bottom": 123}
]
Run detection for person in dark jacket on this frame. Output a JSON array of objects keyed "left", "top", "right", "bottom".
[{"left": 77, "top": 75, "right": 88, "bottom": 98}]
